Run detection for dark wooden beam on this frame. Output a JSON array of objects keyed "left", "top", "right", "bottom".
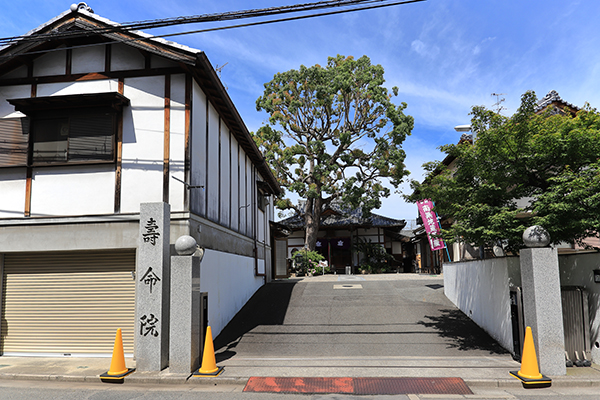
[
  {"left": 163, "top": 74, "right": 171, "bottom": 204},
  {"left": 0, "top": 66, "right": 185, "bottom": 87},
  {"left": 114, "top": 78, "right": 125, "bottom": 213},
  {"left": 184, "top": 74, "right": 192, "bottom": 212}
]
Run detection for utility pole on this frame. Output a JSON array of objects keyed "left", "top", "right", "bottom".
[{"left": 491, "top": 92, "right": 506, "bottom": 114}]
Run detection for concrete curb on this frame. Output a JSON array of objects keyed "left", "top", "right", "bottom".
[
  {"left": 464, "top": 378, "right": 600, "bottom": 388},
  {"left": 2, "top": 372, "right": 600, "bottom": 389},
  {"left": 0, "top": 372, "right": 248, "bottom": 386}
]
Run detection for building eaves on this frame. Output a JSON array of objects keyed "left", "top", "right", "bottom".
[
  {"left": 0, "top": 6, "right": 281, "bottom": 196},
  {"left": 534, "top": 90, "right": 580, "bottom": 114},
  {"left": 0, "top": 7, "right": 202, "bottom": 57},
  {"left": 278, "top": 203, "right": 406, "bottom": 231}
]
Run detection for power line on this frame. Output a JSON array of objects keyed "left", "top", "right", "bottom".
[
  {"left": 151, "top": 0, "right": 426, "bottom": 40},
  {"left": 0, "top": 0, "right": 413, "bottom": 46},
  {"left": 0, "top": 0, "right": 425, "bottom": 58}
]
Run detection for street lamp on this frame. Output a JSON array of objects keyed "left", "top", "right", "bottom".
[
  {"left": 454, "top": 124, "right": 471, "bottom": 132},
  {"left": 454, "top": 124, "right": 475, "bottom": 142}
]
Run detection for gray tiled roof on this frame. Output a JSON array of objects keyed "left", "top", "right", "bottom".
[
  {"left": 278, "top": 202, "right": 406, "bottom": 230},
  {"left": 535, "top": 90, "right": 579, "bottom": 113}
]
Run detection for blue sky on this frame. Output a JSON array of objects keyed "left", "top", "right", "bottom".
[{"left": 2, "top": 1, "right": 599, "bottom": 224}]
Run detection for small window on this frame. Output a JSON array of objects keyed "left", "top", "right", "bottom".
[
  {"left": 0, "top": 117, "right": 29, "bottom": 167},
  {"left": 3, "top": 92, "right": 128, "bottom": 168},
  {"left": 257, "top": 188, "right": 267, "bottom": 211},
  {"left": 31, "top": 110, "right": 115, "bottom": 165},
  {"left": 256, "top": 180, "right": 273, "bottom": 211}
]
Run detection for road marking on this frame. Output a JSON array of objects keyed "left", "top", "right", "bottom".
[
  {"left": 333, "top": 284, "right": 363, "bottom": 289},
  {"left": 337, "top": 275, "right": 365, "bottom": 281}
]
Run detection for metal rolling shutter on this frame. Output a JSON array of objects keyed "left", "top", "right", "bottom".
[{"left": 1, "top": 250, "right": 136, "bottom": 356}]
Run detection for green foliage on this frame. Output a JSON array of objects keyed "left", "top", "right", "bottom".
[
  {"left": 534, "top": 160, "right": 600, "bottom": 247},
  {"left": 406, "top": 91, "right": 600, "bottom": 252},
  {"left": 353, "top": 238, "right": 395, "bottom": 273},
  {"left": 292, "top": 249, "right": 325, "bottom": 275},
  {"left": 253, "top": 55, "right": 413, "bottom": 249},
  {"left": 311, "top": 263, "right": 332, "bottom": 276}
]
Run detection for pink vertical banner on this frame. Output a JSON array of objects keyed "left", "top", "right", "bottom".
[{"left": 417, "top": 199, "right": 446, "bottom": 251}]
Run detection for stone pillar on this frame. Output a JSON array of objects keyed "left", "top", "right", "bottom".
[
  {"left": 136, "top": 202, "right": 171, "bottom": 371},
  {"left": 169, "top": 236, "right": 202, "bottom": 373},
  {"left": 519, "top": 226, "right": 566, "bottom": 376}
]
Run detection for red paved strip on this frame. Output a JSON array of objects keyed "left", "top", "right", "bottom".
[
  {"left": 244, "top": 377, "right": 353, "bottom": 394},
  {"left": 243, "top": 377, "right": 473, "bottom": 395}
]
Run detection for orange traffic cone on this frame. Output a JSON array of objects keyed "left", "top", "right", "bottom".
[
  {"left": 509, "top": 326, "right": 551, "bottom": 387},
  {"left": 193, "top": 326, "right": 224, "bottom": 377},
  {"left": 100, "top": 328, "right": 135, "bottom": 383}
]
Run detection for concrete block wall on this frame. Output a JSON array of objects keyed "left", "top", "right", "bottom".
[
  {"left": 443, "top": 258, "right": 514, "bottom": 352},
  {"left": 444, "top": 252, "right": 600, "bottom": 364}
]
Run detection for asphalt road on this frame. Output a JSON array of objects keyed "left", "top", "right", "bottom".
[
  {"left": 213, "top": 274, "right": 509, "bottom": 377},
  {"left": 2, "top": 275, "right": 600, "bottom": 399}
]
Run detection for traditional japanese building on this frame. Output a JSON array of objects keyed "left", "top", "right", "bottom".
[
  {"left": 0, "top": 4, "right": 279, "bottom": 358},
  {"left": 277, "top": 201, "right": 407, "bottom": 275}
]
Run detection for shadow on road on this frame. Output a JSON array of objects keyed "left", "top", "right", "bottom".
[
  {"left": 418, "top": 309, "right": 508, "bottom": 354},
  {"left": 214, "top": 280, "right": 298, "bottom": 362}
]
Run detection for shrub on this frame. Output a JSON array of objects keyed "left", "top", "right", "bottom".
[
  {"left": 353, "top": 238, "right": 395, "bottom": 273},
  {"left": 292, "top": 249, "right": 325, "bottom": 275}
]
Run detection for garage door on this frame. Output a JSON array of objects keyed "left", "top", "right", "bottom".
[{"left": 1, "top": 250, "right": 136, "bottom": 356}]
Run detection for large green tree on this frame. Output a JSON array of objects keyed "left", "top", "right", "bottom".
[
  {"left": 407, "top": 91, "right": 600, "bottom": 253},
  {"left": 254, "top": 55, "right": 413, "bottom": 250}
]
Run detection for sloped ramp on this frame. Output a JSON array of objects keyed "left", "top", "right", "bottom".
[{"left": 243, "top": 376, "right": 473, "bottom": 395}]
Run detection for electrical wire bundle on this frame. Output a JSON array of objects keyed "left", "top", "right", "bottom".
[{"left": 0, "top": 0, "right": 425, "bottom": 47}]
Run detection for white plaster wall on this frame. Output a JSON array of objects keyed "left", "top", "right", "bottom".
[
  {"left": 334, "top": 230, "right": 351, "bottom": 236},
  {"left": 246, "top": 161, "right": 252, "bottom": 237},
  {"left": 200, "top": 249, "right": 263, "bottom": 337},
  {"left": 443, "top": 258, "right": 513, "bottom": 351},
  {"left": 37, "top": 79, "right": 119, "bottom": 97},
  {"left": 120, "top": 76, "right": 165, "bottom": 212},
  {"left": 267, "top": 202, "right": 274, "bottom": 247},
  {"left": 169, "top": 74, "right": 186, "bottom": 212},
  {"left": 30, "top": 165, "right": 115, "bottom": 216},
  {"left": 151, "top": 55, "right": 179, "bottom": 69},
  {"left": 239, "top": 152, "right": 247, "bottom": 233},
  {"left": 558, "top": 252, "right": 600, "bottom": 364},
  {"left": 360, "top": 228, "right": 379, "bottom": 235},
  {"left": 360, "top": 235, "right": 381, "bottom": 243},
  {"left": 33, "top": 49, "right": 66, "bottom": 76},
  {"left": 220, "top": 126, "right": 231, "bottom": 228},
  {"left": 111, "top": 43, "right": 145, "bottom": 71},
  {"left": 206, "top": 104, "right": 219, "bottom": 222},
  {"left": 72, "top": 46, "right": 105, "bottom": 74},
  {"left": 0, "top": 85, "right": 30, "bottom": 118},
  {"left": 190, "top": 82, "right": 207, "bottom": 216},
  {"left": 0, "top": 65, "right": 27, "bottom": 79},
  {"left": 0, "top": 168, "right": 26, "bottom": 218},
  {"left": 258, "top": 209, "right": 265, "bottom": 243},
  {"left": 230, "top": 136, "right": 239, "bottom": 231}
]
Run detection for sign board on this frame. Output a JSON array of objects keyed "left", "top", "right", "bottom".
[{"left": 417, "top": 199, "right": 446, "bottom": 252}]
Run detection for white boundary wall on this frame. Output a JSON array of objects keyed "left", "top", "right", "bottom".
[
  {"left": 558, "top": 252, "right": 600, "bottom": 363},
  {"left": 443, "top": 258, "right": 514, "bottom": 351},
  {"left": 200, "top": 249, "right": 263, "bottom": 337},
  {"left": 444, "top": 253, "right": 600, "bottom": 364}
]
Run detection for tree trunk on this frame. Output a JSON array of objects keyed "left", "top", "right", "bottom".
[{"left": 304, "top": 196, "right": 323, "bottom": 251}]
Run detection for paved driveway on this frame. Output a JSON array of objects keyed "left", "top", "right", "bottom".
[{"left": 214, "top": 274, "right": 515, "bottom": 378}]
